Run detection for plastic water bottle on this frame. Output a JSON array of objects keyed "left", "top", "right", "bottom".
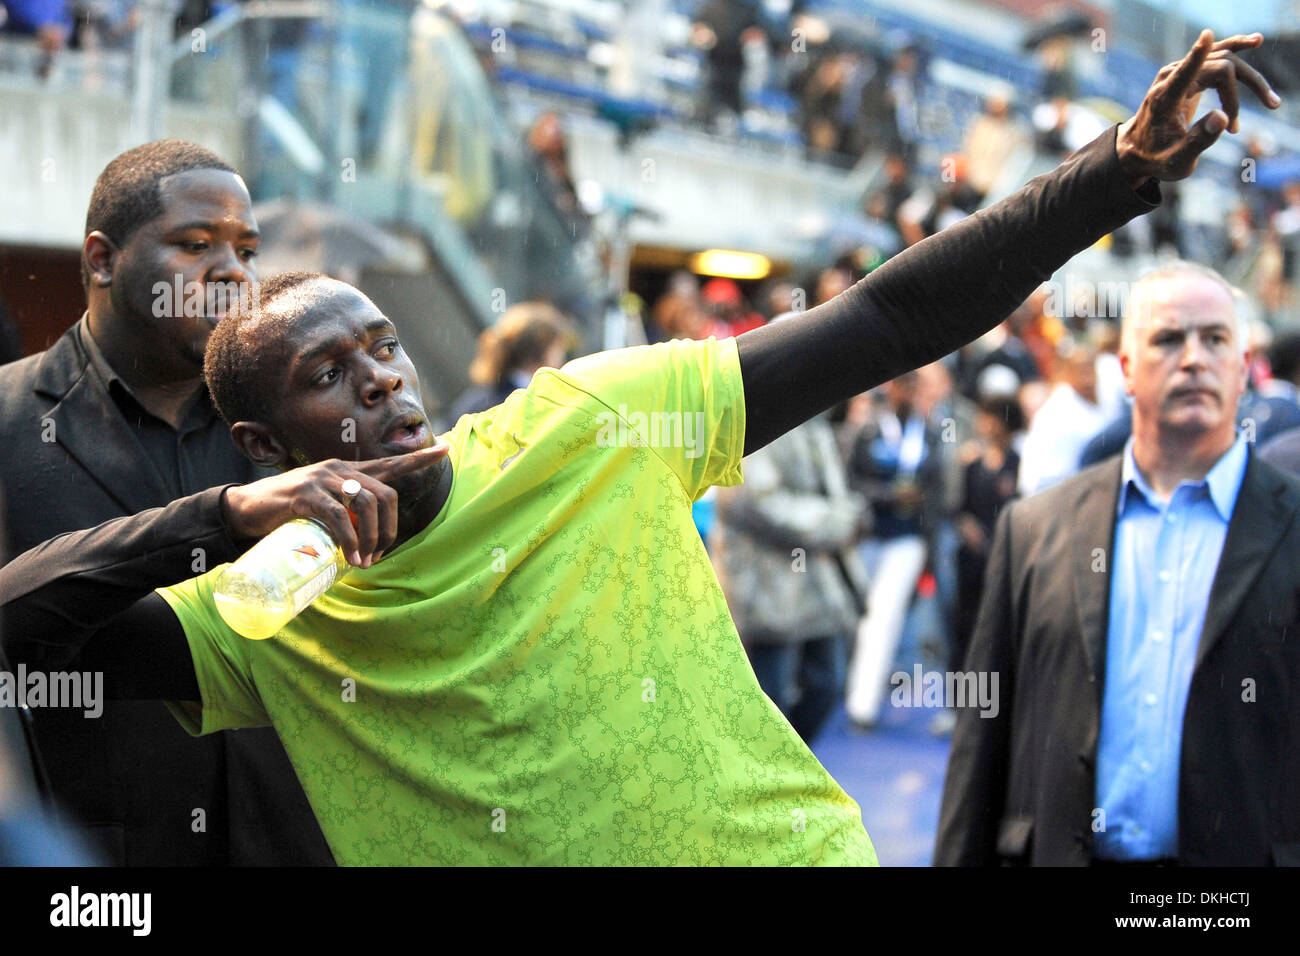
[{"left": 214, "top": 518, "right": 350, "bottom": 640}]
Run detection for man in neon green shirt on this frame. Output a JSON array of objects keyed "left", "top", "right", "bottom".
[
  {"left": 162, "top": 272, "right": 873, "bottom": 864},
  {"left": 1, "top": 33, "right": 1277, "bottom": 864}
]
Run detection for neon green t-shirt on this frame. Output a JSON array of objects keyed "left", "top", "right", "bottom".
[{"left": 158, "top": 337, "right": 877, "bottom": 865}]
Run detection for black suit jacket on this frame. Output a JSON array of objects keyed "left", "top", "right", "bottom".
[
  {"left": 935, "top": 452, "right": 1300, "bottom": 866},
  {"left": 0, "top": 319, "right": 333, "bottom": 865}
]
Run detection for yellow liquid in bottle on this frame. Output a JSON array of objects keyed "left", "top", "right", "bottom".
[{"left": 214, "top": 518, "right": 349, "bottom": 640}]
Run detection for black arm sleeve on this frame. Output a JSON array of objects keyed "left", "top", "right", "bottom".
[
  {"left": 0, "top": 485, "right": 248, "bottom": 699},
  {"left": 737, "top": 125, "right": 1160, "bottom": 454}
]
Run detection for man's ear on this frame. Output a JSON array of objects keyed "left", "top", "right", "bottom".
[
  {"left": 1118, "top": 348, "right": 1135, "bottom": 397},
  {"left": 231, "top": 421, "right": 289, "bottom": 469},
  {"left": 83, "top": 231, "right": 118, "bottom": 288}
]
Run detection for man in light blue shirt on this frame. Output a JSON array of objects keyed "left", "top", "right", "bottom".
[
  {"left": 938, "top": 258, "right": 1300, "bottom": 866},
  {"left": 1095, "top": 432, "right": 1248, "bottom": 860},
  {"left": 1094, "top": 263, "right": 1252, "bottom": 862}
]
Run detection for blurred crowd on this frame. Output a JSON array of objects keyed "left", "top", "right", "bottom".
[
  {"left": 9, "top": 0, "right": 1297, "bottom": 320},
  {"left": 0, "top": 0, "right": 222, "bottom": 58},
  {"left": 682, "top": 4, "right": 1300, "bottom": 323},
  {"left": 0, "top": 0, "right": 138, "bottom": 58},
  {"left": 866, "top": 102, "right": 1300, "bottom": 324}
]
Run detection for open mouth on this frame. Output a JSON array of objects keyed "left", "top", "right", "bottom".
[{"left": 379, "top": 415, "right": 428, "bottom": 451}]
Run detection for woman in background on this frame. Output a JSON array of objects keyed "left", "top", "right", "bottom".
[{"left": 446, "top": 302, "right": 579, "bottom": 422}]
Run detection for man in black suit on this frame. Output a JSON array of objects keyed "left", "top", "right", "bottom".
[
  {"left": 935, "top": 260, "right": 1300, "bottom": 866},
  {"left": 0, "top": 141, "right": 333, "bottom": 864}
]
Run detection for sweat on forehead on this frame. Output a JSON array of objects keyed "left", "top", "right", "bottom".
[
  {"left": 260, "top": 275, "right": 350, "bottom": 323},
  {"left": 204, "top": 270, "right": 345, "bottom": 426},
  {"left": 232, "top": 274, "right": 359, "bottom": 349}
]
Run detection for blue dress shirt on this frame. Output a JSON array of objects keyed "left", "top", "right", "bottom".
[{"left": 1093, "top": 434, "right": 1249, "bottom": 860}]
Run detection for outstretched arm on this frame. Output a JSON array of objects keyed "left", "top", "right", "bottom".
[{"left": 737, "top": 31, "right": 1279, "bottom": 455}]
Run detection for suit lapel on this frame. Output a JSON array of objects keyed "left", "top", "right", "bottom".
[
  {"left": 1072, "top": 459, "right": 1123, "bottom": 694},
  {"left": 34, "top": 320, "right": 173, "bottom": 515},
  {"left": 1195, "top": 455, "right": 1297, "bottom": 670}
]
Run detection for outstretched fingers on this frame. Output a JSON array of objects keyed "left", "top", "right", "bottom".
[
  {"left": 1159, "top": 29, "right": 1215, "bottom": 105},
  {"left": 1188, "top": 51, "right": 1281, "bottom": 134},
  {"left": 1209, "top": 33, "right": 1266, "bottom": 54},
  {"left": 1213, "top": 51, "right": 1282, "bottom": 110}
]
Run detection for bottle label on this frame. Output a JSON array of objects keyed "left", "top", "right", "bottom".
[{"left": 291, "top": 564, "right": 339, "bottom": 616}]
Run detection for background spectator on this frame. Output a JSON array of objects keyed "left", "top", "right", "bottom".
[
  {"left": 447, "top": 302, "right": 579, "bottom": 422},
  {"left": 2, "top": 0, "right": 71, "bottom": 76},
  {"left": 692, "top": 0, "right": 765, "bottom": 132},
  {"left": 1017, "top": 341, "right": 1105, "bottom": 495},
  {"left": 700, "top": 276, "right": 764, "bottom": 337},
  {"left": 845, "top": 372, "right": 945, "bottom": 730},
  {"left": 527, "top": 111, "right": 591, "bottom": 242},
  {"left": 960, "top": 90, "right": 1029, "bottom": 202},
  {"left": 952, "top": 394, "right": 1022, "bottom": 673}
]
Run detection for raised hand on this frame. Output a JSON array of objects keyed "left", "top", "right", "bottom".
[
  {"left": 1117, "top": 30, "right": 1282, "bottom": 187},
  {"left": 220, "top": 442, "right": 449, "bottom": 567}
]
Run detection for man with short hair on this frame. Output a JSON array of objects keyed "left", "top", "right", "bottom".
[
  {"left": 2, "top": 32, "right": 1282, "bottom": 864},
  {"left": 0, "top": 140, "right": 332, "bottom": 864},
  {"left": 936, "top": 260, "right": 1300, "bottom": 865}
]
